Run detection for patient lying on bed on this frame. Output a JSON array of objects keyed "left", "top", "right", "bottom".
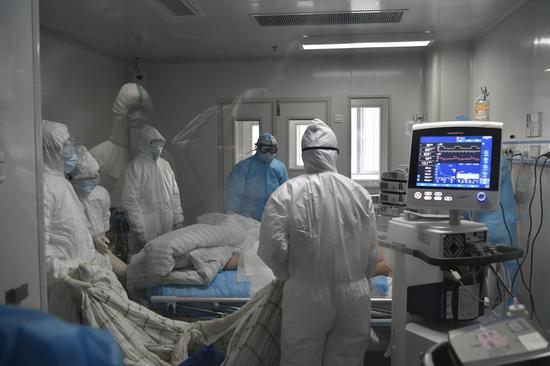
[
  {"left": 128, "top": 212, "right": 393, "bottom": 303},
  {"left": 126, "top": 213, "right": 272, "bottom": 295}
]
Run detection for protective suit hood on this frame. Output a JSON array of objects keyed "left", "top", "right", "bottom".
[
  {"left": 138, "top": 125, "right": 165, "bottom": 160},
  {"left": 70, "top": 146, "right": 100, "bottom": 180},
  {"left": 43, "top": 120, "right": 70, "bottom": 174},
  {"left": 110, "top": 83, "right": 154, "bottom": 147},
  {"left": 301, "top": 118, "right": 338, "bottom": 174}
]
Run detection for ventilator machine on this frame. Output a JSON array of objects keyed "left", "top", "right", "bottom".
[{"left": 383, "top": 121, "right": 549, "bottom": 366}]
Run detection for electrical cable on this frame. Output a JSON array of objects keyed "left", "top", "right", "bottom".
[
  {"left": 512, "top": 155, "right": 543, "bottom": 289},
  {"left": 455, "top": 277, "right": 502, "bottom": 308},
  {"left": 509, "top": 153, "right": 548, "bottom": 325},
  {"left": 501, "top": 198, "right": 533, "bottom": 319},
  {"left": 509, "top": 153, "right": 523, "bottom": 200},
  {"left": 503, "top": 201, "right": 530, "bottom": 299},
  {"left": 448, "top": 268, "right": 503, "bottom": 309},
  {"left": 528, "top": 157, "right": 547, "bottom": 322},
  {"left": 488, "top": 263, "right": 515, "bottom": 301}
]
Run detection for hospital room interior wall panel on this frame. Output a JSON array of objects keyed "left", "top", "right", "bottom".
[
  {"left": 0, "top": 0, "right": 44, "bottom": 309},
  {"left": 349, "top": 55, "right": 423, "bottom": 170},
  {"left": 422, "top": 45, "right": 471, "bottom": 123},
  {"left": 422, "top": 48, "right": 441, "bottom": 122},
  {"left": 470, "top": 1, "right": 535, "bottom": 140},
  {"left": 439, "top": 45, "right": 470, "bottom": 121},
  {"left": 471, "top": 0, "right": 550, "bottom": 330},
  {"left": 40, "top": 32, "right": 127, "bottom": 149},
  {"left": 149, "top": 55, "right": 423, "bottom": 223},
  {"left": 148, "top": 61, "right": 248, "bottom": 224}
]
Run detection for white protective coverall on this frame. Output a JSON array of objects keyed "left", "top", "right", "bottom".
[
  {"left": 122, "top": 125, "right": 184, "bottom": 254},
  {"left": 258, "top": 118, "right": 378, "bottom": 366},
  {"left": 90, "top": 82, "right": 154, "bottom": 207},
  {"left": 70, "top": 146, "right": 111, "bottom": 238},
  {"left": 43, "top": 120, "right": 111, "bottom": 323},
  {"left": 70, "top": 146, "right": 128, "bottom": 283}
]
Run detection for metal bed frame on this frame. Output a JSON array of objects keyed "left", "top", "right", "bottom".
[{"left": 149, "top": 295, "right": 392, "bottom": 325}]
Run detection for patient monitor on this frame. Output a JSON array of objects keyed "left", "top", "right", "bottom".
[
  {"left": 407, "top": 121, "right": 502, "bottom": 211},
  {"left": 383, "top": 121, "right": 523, "bottom": 366}
]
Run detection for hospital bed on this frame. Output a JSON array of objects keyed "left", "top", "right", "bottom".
[
  {"left": 127, "top": 212, "right": 393, "bottom": 326},
  {"left": 144, "top": 270, "right": 252, "bottom": 319},
  {"left": 144, "top": 271, "right": 393, "bottom": 325}
]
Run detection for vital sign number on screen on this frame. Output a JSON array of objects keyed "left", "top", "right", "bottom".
[{"left": 416, "top": 136, "right": 492, "bottom": 189}]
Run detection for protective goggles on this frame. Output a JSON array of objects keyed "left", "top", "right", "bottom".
[
  {"left": 257, "top": 144, "right": 278, "bottom": 154},
  {"left": 302, "top": 146, "right": 340, "bottom": 154}
]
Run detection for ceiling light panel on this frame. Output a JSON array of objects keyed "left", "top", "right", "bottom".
[{"left": 302, "top": 40, "right": 432, "bottom": 50}]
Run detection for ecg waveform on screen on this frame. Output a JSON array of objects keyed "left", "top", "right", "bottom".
[
  {"left": 436, "top": 143, "right": 482, "bottom": 164},
  {"left": 438, "top": 144, "right": 481, "bottom": 151},
  {"left": 437, "top": 155, "right": 481, "bottom": 162}
]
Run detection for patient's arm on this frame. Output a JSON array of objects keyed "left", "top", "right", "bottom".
[{"left": 375, "top": 247, "right": 392, "bottom": 276}]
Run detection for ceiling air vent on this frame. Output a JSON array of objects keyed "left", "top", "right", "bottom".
[
  {"left": 253, "top": 9, "right": 407, "bottom": 26},
  {"left": 156, "top": 0, "right": 199, "bottom": 16}
]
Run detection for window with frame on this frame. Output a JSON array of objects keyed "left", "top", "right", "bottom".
[
  {"left": 234, "top": 120, "right": 259, "bottom": 163},
  {"left": 351, "top": 98, "right": 388, "bottom": 182},
  {"left": 288, "top": 119, "right": 312, "bottom": 169}
]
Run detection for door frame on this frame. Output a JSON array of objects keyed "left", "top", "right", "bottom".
[
  {"left": 217, "top": 97, "right": 331, "bottom": 209},
  {"left": 274, "top": 97, "right": 331, "bottom": 174},
  {"left": 217, "top": 98, "right": 276, "bottom": 209}
]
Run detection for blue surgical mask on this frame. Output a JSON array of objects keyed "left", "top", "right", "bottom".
[
  {"left": 257, "top": 151, "right": 274, "bottom": 163},
  {"left": 63, "top": 145, "right": 78, "bottom": 174},
  {"left": 72, "top": 178, "right": 97, "bottom": 199},
  {"left": 150, "top": 142, "right": 163, "bottom": 161}
]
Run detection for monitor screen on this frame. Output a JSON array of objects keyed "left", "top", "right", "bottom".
[{"left": 415, "top": 135, "right": 493, "bottom": 189}]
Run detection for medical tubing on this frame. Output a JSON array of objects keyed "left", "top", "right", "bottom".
[
  {"left": 510, "top": 153, "right": 547, "bottom": 324},
  {"left": 487, "top": 263, "right": 515, "bottom": 302},
  {"left": 528, "top": 157, "right": 547, "bottom": 321},
  {"left": 512, "top": 154, "right": 543, "bottom": 288},
  {"left": 499, "top": 200, "right": 531, "bottom": 311}
]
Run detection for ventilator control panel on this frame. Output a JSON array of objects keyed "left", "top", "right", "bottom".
[{"left": 407, "top": 122, "right": 502, "bottom": 211}]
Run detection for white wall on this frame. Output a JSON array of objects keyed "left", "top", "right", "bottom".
[
  {"left": 471, "top": 0, "right": 550, "bottom": 329},
  {"left": 423, "top": 45, "right": 470, "bottom": 122},
  {"left": 0, "top": 0, "right": 45, "bottom": 309},
  {"left": 40, "top": 32, "right": 127, "bottom": 148},
  {"left": 470, "top": 2, "right": 535, "bottom": 139},
  {"left": 148, "top": 55, "right": 423, "bottom": 222}
]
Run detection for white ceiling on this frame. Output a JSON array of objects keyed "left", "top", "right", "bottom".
[{"left": 40, "top": 0, "right": 525, "bottom": 61}]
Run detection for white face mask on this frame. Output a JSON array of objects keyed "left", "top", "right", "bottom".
[{"left": 150, "top": 142, "right": 163, "bottom": 161}]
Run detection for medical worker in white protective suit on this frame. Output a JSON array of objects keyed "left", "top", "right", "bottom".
[
  {"left": 43, "top": 120, "right": 111, "bottom": 323},
  {"left": 258, "top": 119, "right": 378, "bottom": 366},
  {"left": 90, "top": 82, "right": 154, "bottom": 207},
  {"left": 122, "top": 125, "right": 184, "bottom": 255},
  {"left": 69, "top": 146, "right": 128, "bottom": 283}
]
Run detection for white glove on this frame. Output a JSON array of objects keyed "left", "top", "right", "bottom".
[{"left": 92, "top": 234, "right": 110, "bottom": 254}]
